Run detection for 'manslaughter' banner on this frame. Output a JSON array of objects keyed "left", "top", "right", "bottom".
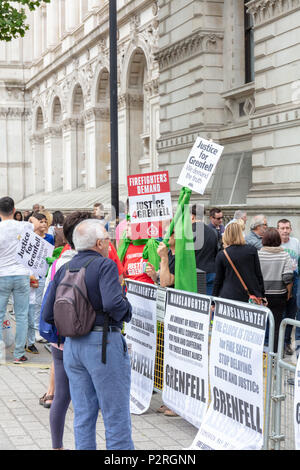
[
  {"left": 191, "top": 298, "right": 268, "bottom": 450},
  {"left": 125, "top": 280, "right": 157, "bottom": 415},
  {"left": 294, "top": 355, "right": 300, "bottom": 449},
  {"left": 162, "top": 289, "right": 211, "bottom": 428}
]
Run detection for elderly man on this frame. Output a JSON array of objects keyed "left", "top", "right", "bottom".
[
  {"left": 245, "top": 214, "right": 268, "bottom": 250},
  {"left": 42, "top": 219, "right": 133, "bottom": 450}
]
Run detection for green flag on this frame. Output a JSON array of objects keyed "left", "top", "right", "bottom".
[
  {"left": 163, "top": 187, "right": 197, "bottom": 293},
  {"left": 142, "top": 238, "right": 160, "bottom": 271}
]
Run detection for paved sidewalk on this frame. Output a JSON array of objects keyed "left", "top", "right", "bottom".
[{"left": 0, "top": 339, "right": 197, "bottom": 451}]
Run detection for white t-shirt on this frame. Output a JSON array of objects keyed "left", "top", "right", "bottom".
[
  {"left": 0, "top": 220, "right": 34, "bottom": 277},
  {"left": 281, "top": 237, "right": 300, "bottom": 273}
]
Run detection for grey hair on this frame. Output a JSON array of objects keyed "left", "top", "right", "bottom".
[
  {"left": 73, "top": 219, "right": 107, "bottom": 251},
  {"left": 234, "top": 210, "right": 246, "bottom": 219},
  {"left": 250, "top": 214, "right": 266, "bottom": 230}
]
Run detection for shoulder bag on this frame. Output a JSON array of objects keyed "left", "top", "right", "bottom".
[{"left": 223, "top": 248, "right": 263, "bottom": 305}]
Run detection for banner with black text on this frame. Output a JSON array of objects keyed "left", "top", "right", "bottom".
[
  {"left": 162, "top": 289, "right": 211, "bottom": 428},
  {"left": 125, "top": 280, "right": 157, "bottom": 415},
  {"left": 191, "top": 298, "right": 268, "bottom": 450}
]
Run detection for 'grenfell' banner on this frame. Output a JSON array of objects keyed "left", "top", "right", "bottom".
[
  {"left": 177, "top": 137, "right": 224, "bottom": 195},
  {"left": 15, "top": 230, "right": 54, "bottom": 277},
  {"left": 128, "top": 171, "right": 172, "bottom": 239},
  {"left": 162, "top": 289, "right": 211, "bottom": 428},
  {"left": 191, "top": 299, "right": 268, "bottom": 450},
  {"left": 125, "top": 280, "right": 157, "bottom": 415},
  {"left": 294, "top": 354, "right": 300, "bottom": 449}
]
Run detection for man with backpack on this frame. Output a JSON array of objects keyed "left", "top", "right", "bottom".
[{"left": 42, "top": 218, "right": 134, "bottom": 450}]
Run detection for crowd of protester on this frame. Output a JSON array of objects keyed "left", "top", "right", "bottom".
[{"left": 1, "top": 196, "right": 300, "bottom": 449}]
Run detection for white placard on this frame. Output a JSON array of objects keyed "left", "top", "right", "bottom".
[
  {"left": 125, "top": 280, "right": 157, "bottom": 415},
  {"left": 15, "top": 230, "right": 54, "bottom": 277},
  {"left": 177, "top": 137, "right": 224, "bottom": 195},
  {"left": 294, "top": 355, "right": 300, "bottom": 449},
  {"left": 162, "top": 289, "right": 211, "bottom": 428},
  {"left": 191, "top": 298, "right": 268, "bottom": 450}
]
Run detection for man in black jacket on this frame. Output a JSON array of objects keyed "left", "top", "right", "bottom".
[{"left": 192, "top": 204, "right": 218, "bottom": 295}]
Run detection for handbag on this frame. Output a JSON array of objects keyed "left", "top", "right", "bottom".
[{"left": 223, "top": 249, "right": 263, "bottom": 305}]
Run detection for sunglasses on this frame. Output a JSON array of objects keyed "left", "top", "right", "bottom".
[{"left": 214, "top": 216, "right": 223, "bottom": 220}]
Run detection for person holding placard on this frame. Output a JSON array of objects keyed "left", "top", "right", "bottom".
[
  {"left": 29, "top": 212, "right": 55, "bottom": 343},
  {"left": 0, "top": 197, "right": 38, "bottom": 363}
]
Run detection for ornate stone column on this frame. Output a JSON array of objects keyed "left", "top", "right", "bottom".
[
  {"left": 44, "top": 126, "right": 63, "bottom": 193},
  {"left": 30, "top": 134, "right": 45, "bottom": 194},
  {"left": 84, "top": 107, "right": 110, "bottom": 189},
  {"left": 62, "top": 118, "right": 78, "bottom": 191},
  {"left": 46, "top": 0, "right": 59, "bottom": 48}
]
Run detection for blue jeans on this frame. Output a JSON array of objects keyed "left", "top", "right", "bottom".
[
  {"left": 206, "top": 272, "right": 216, "bottom": 296},
  {"left": 0, "top": 275, "right": 30, "bottom": 359},
  {"left": 63, "top": 331, "right": 134, "bottom": 450},
  {"left": 34, "top": 277, "right": 45, "bottom": 332},
  {"left": 27, "top": 304, "right": 36, "bottom": 346}
]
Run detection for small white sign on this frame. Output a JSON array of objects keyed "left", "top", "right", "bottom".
[
  {"left": 15, "top": 230, "right": 54, "bottom": 277},
  {"left": 177, "top": 137, "right": 224, "bottom": 194}
]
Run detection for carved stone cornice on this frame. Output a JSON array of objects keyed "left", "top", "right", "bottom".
[
  {"left": 118, "top": 93, "right": 144, "bottom": 109},
  {"left": 84, "top": 106, "right": 110, "bottom": 122},
  {"left": 62, "top": 117, "right": 84, "bottom": 131},
  {"left": 246, "top": 0, "right": 300, "bottom": 26},
  {"left": 0, "top": 107, "right": 28, "bottom": 119},
  {"left": 156, "top": 31, "right": 224, "bottom": 71},
  {"left": 144, "top": 78, "right": 159, "bottom": 97},
  {"left": 43, "top": 126, "right": 63, "bottom": 139}
]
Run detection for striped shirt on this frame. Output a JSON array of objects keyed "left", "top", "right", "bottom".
[{"left": 258, "top": 247, "right": 294, "bottom": 295}]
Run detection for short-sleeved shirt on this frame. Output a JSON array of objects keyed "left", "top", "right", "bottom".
[
  {"left": 122, "top": 243, "right": 154, "bottom": 284},
  {"left": 0, "top": 220, "right": 34, "bottom": 276}
]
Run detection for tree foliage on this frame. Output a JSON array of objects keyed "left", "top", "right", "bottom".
[{"left": 0, "top": 0, "right": 50, "bottom": 41}]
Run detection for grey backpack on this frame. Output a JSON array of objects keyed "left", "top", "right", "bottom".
[{"left": 53, "top": 257, "right": 102, "bottom": 339}]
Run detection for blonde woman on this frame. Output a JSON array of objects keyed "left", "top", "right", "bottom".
[{"left": 212, "top": 222, "right": 265, "bottom": 303}]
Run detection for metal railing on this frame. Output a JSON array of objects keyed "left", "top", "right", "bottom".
[{"left": 271, "top": 318, "right": 299, "bottom": 450}]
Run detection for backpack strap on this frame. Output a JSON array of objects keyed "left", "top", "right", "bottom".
[
  {"left": 223, "top": 248, "right": 249, "bottom": 295},
  {"left": 101, "top": 313, "right": 110, "bottom": 365},
  {"left": 68, "top": 256, "right": 99, "bottom": 273}
]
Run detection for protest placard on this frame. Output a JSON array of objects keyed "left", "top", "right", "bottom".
[
  {"left": 162, "top": 289, "right": 211, "bottom": 428},
  {"left": 177, "top": 137, "right": 224, "bottom": 195},
  {"left": 125, "top": 280, "right": 157, "bottom": 414},
  {"left": 127, "top": 171, "right": 172, "bottom": 239},
  {"left": 294, "top": 355, "right": 300, "bottom": 449},
  {"left": 190, "top": 298, "right": 268, "bottom": 450},
  {"left": 15, "top": 230, "right": 54, "bottom": 277}
]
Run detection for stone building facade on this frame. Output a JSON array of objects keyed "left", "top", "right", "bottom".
[
  {"left": 1, "top": 0, "right": 300, "bottom": 229},
  {"left": 0, "top": 0, "right": 160, "bottom": 207}
]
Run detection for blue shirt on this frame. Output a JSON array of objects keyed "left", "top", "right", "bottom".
[
  {"left": 42, "top": 250, "right": 132, "bottom": 329},
  {"left": 44, "top": 233, "right": 55, "bottom": 245}
]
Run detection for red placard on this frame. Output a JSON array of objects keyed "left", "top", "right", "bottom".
[
  {"left": 127, "top": 171, "right": 172, "bottom": 240},
  {"left": 128, "top": 171, "right": 170, "bottom": 197}
]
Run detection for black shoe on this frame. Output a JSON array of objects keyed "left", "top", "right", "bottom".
[{"left": 25, "top": 344, "right": 39, "bottom": 354}]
